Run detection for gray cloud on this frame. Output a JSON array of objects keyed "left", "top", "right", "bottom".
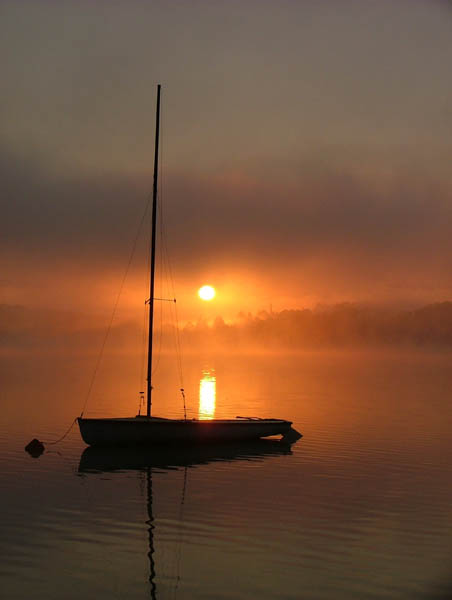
[{"left": 2, "top": 142, "right": 452, "bottom": 309}]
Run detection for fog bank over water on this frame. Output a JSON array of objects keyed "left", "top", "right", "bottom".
[
  {"left": 2, "top": 144, "right": 452, "bottom": 315},
  {"left": 3, "top": 302, "right": 452, "bottom": 356}
]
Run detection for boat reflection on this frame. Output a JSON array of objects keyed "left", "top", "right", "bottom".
[
  {"left": 78, "top": 438, "right": 293, "bottom": 473},
  {"left": 78, "top": 440, "right": 295, "bottom": 599},
  {"left": 198, "top": 368, "right": 216, "bottom": 419}
]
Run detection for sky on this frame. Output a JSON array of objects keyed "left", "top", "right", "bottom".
[{"left": 2, "top": 0, "right": 452, "bottom": 321}]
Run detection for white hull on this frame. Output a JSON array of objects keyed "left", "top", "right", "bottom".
[{"left": 77, "top": 416, "right": 296, "bottom": 446}]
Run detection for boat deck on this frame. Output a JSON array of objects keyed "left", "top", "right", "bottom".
[{"left": 83, "top": 416, "right": 291, "bottom": 424}]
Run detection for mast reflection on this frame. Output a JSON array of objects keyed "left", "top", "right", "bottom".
[{"left": 78, "top": 440, "right": 295, "bottom": 599}]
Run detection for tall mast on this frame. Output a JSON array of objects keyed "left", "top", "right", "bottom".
[{"left": 147, "top": 84, "right": 161, "bottom": 417}]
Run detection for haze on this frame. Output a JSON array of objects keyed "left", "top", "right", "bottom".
[{"left": 2, "top": 0, "right": 452, "bottom": 323}]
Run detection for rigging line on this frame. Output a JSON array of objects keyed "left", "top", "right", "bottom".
[
  {"left": 138, "top": 300, "right": 148, "bottom": 414},
  {"left": 150, "top": 106, "right": 165, "bottom": 380},
  {"left": 161, "top": 226, "right": 183, "bottom": 385},
  {"left": 154, "top": 106, "right": 165, "bottom": 371},
  {"left": 156, "top": 172, "right": 185, "bottom": 414},
  {"left": 139, "top": 218, "right": 150, "bottom": 409},
  {"left": 166, "top": 265, "right": 186, "bottom": 419},
  {"left": 154, "top": 102, "right": 185, "bottom": 415},
  {"left": 138, "top": 211, "right": 151, "bottom": 413},
  {"left": 161, "top": 228, "right": 186, "bottom": 421},
  {"left": 44, "top": 417, "right": 78, "bottom": 445},
  {"left": 141, "top": 201, "right": 152, "bottom": 398},
  {"left": 25, "top": 415, "right": 77, "bottom": 455},
  {"left": 80, "top": 191, "right": 152, "bottom": 418},
  {"left": 150, "top": 192, "right": 164, "bottom": 377},
  {"left": 173, "top": 298, "right": 184, "bottom": 388},
  {"left": 163, "top": 230, "right": 185, "bottom": 390}
]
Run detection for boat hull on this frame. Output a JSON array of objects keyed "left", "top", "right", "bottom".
[{"left": 77, "top": 416, "right": 295, "bottom": 446}]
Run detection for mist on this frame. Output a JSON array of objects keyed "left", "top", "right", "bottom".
[
  {"left": 3, "top": 142, "right": 452, "bottom": 318},
  {"left": 4, "top": 302, "right": 452, "bottom": 363},
  {"left": 2, "top": 0, "right": 452, "bottom": 317}
]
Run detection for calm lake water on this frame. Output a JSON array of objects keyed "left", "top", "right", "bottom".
[{"left": 1, "top": 350, "right": 452, "bottom": 599}]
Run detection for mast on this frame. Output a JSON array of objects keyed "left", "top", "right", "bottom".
[{"left": 147, "top": 84, "right": 161, "bottom": 417}]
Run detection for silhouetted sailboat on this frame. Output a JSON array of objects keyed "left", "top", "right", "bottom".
[{"left": 77, "top": 84, "right": 301, "bottom": 446}]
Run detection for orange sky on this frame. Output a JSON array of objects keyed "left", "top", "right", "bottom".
[{"left": 2, "top": 1, "right": 452, "bottom": 321}]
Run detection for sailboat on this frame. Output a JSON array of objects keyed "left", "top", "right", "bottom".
[{"left": 77, "top": 84, "right": 301, "bottom": 446}]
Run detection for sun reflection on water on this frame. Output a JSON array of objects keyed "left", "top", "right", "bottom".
[{"left": 199, "top": 369, "right": 216, "bottom": 420}]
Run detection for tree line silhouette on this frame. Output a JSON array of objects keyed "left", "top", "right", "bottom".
[
  {"left": 3, "top": 301, "right": 452, "bottom": 353},
  {"left": 181, "top": 302, "right": 452, "bottom": 350}
]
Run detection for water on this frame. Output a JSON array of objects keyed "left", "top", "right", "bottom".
[{"left": 1, "top": 350, "right": 452, "bottom": 599}]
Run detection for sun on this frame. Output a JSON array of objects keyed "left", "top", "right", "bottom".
[{"left": 198, "top": 285, "right": 216, "bottom": 301}]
